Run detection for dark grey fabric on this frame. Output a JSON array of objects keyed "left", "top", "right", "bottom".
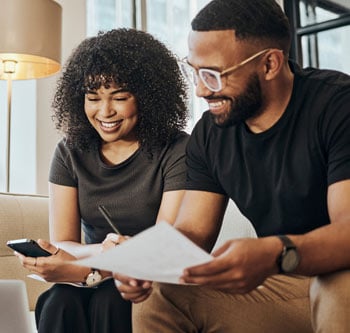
[
  {"left": 36, "top": 280, "right": 132, "bottom": 333},
  {"left": 49, "top": 131, "right": 189, "bottom": 243}
]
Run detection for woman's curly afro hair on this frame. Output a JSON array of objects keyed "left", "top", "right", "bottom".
[{"left": 52, "top": 28, "right": 189, "bottom": 153}]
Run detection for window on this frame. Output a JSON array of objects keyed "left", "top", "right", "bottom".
[
  {"left": 86, "top": 0, "right": 211, "bottom": 131},
  {"left": 87, "top": 0, "right": 134, "bottom": 35},
  {"left": 284, "top": 0, "right": 350, "bottom": 73}
]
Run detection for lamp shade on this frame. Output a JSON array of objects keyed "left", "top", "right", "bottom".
[{"left": 0, "top": 0, "right": 62, "bottom": 80}]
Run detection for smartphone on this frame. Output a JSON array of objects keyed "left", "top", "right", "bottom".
[{"left": 6, "top": 239, "right": 51, "bottom": 257}]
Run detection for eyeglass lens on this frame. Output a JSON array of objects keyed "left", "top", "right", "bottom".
[
  {"left": 180, "top": 63, "right": 196, "bottom": 85},
  {"left": 199, "top": 70, "right": 221, "bottom": 91},
  {"left": 180, "top": 62, "right": 221, "bottom": 92}
]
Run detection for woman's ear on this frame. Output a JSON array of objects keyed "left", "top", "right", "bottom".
[{"left": 263, "top": 49, "right": 285, "bottom": 80}]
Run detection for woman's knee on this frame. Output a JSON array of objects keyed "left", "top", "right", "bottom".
[
  {"left": 35, "top": 284, "right": 92, "bottom": 332},
  {"left": 89, "top": 280, "right": 130, "bottom": 312},
  {"left": 36, "top": 284, "right": 91, "bottom": 314}
]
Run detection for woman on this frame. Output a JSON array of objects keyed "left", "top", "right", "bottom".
[{"left": 15, "top": 28, "right": 189, "bottom": 332}]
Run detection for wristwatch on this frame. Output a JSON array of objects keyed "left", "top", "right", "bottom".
[
  {"left": 85, "top": 268, "right": 102, "bottom": 287},
  {"left": 276, "top": 235, "right": 300, "bottom": 274}
]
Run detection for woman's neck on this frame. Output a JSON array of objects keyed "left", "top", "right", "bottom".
[{"left": 100, "top": 140, "right": 140, "bottom": 165}]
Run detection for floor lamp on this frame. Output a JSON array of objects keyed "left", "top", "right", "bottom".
[{"left": 0, "top": 0, "right": 62, "bottom": 192}]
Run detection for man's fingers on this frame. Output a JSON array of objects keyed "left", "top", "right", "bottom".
[{"left": 119, "top": 287, "right": 153, "bottom": 302}]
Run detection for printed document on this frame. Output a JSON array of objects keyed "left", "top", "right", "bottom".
[{"left": 73, "top": 221, "right": 213, "bottom": 284}]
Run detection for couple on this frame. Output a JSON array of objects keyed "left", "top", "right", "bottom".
[{"left": 17, "top": 0, "right": 350, "bottom": 332}]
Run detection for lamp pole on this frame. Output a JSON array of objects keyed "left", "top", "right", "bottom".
[
  {"left": 5, "top": 75, "right": 12, "bottom": 192},
  {"left": 3, "top": 60, "right": 16, "bottom": 192}
]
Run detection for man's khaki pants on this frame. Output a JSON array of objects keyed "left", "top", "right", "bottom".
[{"left": 133, "top": 270, "right": 350, "bottom": 332}]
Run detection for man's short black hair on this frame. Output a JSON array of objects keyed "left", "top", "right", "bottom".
[{"left": 191, "top": 0, "right": 291, "bottom": 54}]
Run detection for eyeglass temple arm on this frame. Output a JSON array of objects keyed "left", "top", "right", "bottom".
[{"left": 220, "top": 48, "right": 274, "bottom": 76}]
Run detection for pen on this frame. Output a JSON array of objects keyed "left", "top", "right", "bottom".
[{"left": 98, "top": 205, "right": 122, "bottom": 235}]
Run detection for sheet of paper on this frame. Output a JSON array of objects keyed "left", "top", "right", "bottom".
[{"left": 73, "top": 221, "right": 213, "bottom": 284}]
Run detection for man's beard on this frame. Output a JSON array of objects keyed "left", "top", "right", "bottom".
[{"left": 211, "top": 73, "right": 263, "bottom": 128}]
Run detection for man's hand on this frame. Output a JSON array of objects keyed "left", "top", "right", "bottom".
[
  {"left": 180, "top": 237, "right": 282, "bottom": 293},
  {"left": 113, "top": 272, "right": 153, "bottom": 303}
]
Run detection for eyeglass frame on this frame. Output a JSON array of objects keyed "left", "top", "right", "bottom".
[{"left": 179, "top": 48, "right": 280, "bottom": 92}]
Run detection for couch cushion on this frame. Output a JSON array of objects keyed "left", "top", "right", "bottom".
[
  {"left": 0, "top": 192, "right": 52, "bottom": 310},
  {"left": 0, "top": 192, "right": 49, "bottom": 256}
]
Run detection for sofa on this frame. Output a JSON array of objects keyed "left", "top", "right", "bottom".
[
  {"left": 0, "top": 193, "right": 257, "bottom": 298},
  {"left": 0, "top": 191, "right": 256, "bottom": 332},
  {"left": 0, "top": 192, "right": 52, "bottom": 317}
]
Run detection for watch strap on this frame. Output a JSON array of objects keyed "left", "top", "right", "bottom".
[
  {"left": 276, "top": 235, "right": 297, "bottom": 273},
  {"left": 277, "top": 235, "right": 296, "bottom": 250}
]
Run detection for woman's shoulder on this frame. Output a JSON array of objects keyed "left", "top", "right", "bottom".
[
  {"left": 169, "top": 130, "right": 190, "bottom": 150},
  {"left": 175, "top": 130, "right": 190, "bottom": 142},
  {"left": 54, "top": 137, "right": 97, "bottom": 162},
  {"left": 145, "top": 131, "right": 189, "bottom": 163}
]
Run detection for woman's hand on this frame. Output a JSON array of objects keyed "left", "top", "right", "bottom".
[
  {"left": 14, "top": 239, "right": 86, "bottom": 283},
  {"left": 101, "top": 233, "right": 130, "bottom": 251},
  {"left": 113, "top": 272, "right": 153, "bottom": 303}
]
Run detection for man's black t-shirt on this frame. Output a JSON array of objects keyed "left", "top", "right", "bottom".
[{"left": 186, "top": 63, "right": 350, "bottom": 237}]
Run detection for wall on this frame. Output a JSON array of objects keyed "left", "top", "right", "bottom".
[
  {"left": 0, "top": 80, "right": 37, "bottom": 192},
  {"left": 0, "top": 0, "right": 86, "bottom": 195},
  {"left": 36, "top": 0, "right": 86, "bottom": 194}
]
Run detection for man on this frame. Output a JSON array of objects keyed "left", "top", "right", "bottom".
[{"left": 116, "top": 0, "right": 350, "bottom": 331}]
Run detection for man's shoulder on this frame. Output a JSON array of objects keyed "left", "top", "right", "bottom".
[{"left": 294, "top": 63, "right": 350, "bottom": 90}]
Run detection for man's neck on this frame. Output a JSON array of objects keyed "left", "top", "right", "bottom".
[{"left": 246, "top": 65, "right": 294, "bottom": 134}]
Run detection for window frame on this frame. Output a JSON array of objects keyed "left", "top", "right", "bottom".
[{"left": 284, "top": 0, "right": 350, "bottom": 67}]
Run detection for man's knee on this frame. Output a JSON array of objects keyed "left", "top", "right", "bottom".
[
  {"left": 310, "top": 270, "right": 350, "bottom": 332},
  {"left": 132, "top": 283, "right": 200, "bottom": 333}
]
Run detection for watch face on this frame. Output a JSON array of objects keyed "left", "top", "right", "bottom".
[
  {"left": 282, "top": 249, "right": 300, "bottom": 273},
  {"left": 86, "top": 270, "right": 102, "bottom": 286}
]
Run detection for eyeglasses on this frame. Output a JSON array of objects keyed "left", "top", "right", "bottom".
[{"left": 179, "top": 48, "right": 273, "bottom": 92}]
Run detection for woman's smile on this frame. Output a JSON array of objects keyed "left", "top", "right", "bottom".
[{"left": 98, "top": 119, "right": 123, "bottom": 132}]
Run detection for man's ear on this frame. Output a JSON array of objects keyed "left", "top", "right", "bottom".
[{"left": 263, "top": 49, "right": 285, "bottom": 80}]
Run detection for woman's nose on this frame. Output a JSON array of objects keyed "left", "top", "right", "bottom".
[{"left": 100, "top": 100, "right": 116, "bottom": 117}]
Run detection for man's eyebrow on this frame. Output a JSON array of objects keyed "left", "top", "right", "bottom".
[{"left": 185, "top": 58, "right": 220, "bottom": 71}]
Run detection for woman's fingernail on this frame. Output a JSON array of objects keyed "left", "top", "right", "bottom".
[{"left": 129, "top": 280, "right": 137, "bottom": 287}]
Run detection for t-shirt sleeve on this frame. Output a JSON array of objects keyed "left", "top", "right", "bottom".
[
  {"left": 322, "top": 87, "right": 350, "bottom": 185},
  {"left": 185, "top": 114, "right": 226, "bottom": 195},
  {"left": 49, "top": 139, "right": 78, "bottom": 187},
  {"left": 162, "top": 132, "right": 190, "bottom": 192}
]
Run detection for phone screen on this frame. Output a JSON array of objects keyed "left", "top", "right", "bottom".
[{"left": 7, "top": 239, "right": 51, "bottom": 257}]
